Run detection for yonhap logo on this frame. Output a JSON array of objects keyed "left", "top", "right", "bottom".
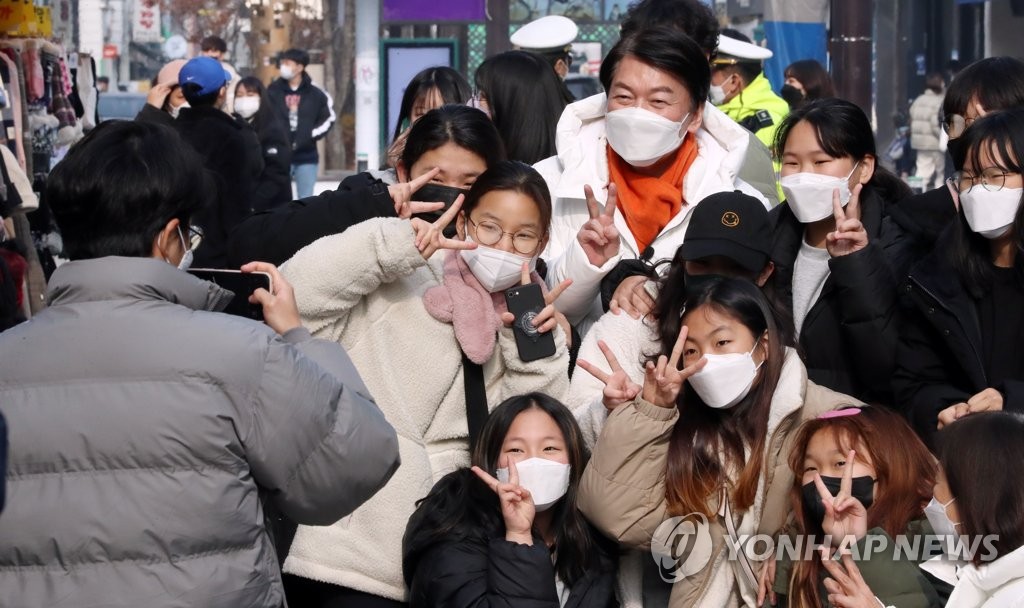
[{"left": 651, "top": 513, "right": 713, "bottom": 583}]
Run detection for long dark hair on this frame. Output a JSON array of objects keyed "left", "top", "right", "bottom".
[
  {"left": 937, "top": 411, "right": 1024, "bottom": 565},
  {"left": 462, "top": 160, "right": 553, "bottom": 238},
  {"left": 392, "top": 66, "right": 472, "bottom": 142},
  {"left": 787, "top": 407, "right": 936, "bottom": 607},
  {"left": 948, "top": 108, "right": 1024, "bottom": 297},
  {"left": 654, "top": 277, "right": 789, "bottom": 516},
  {"left": 400, "top": 104, "right": 506, "bottom": 173},
  {"left": 784, "top": 59, "right": 835, "bottom": 101},
  {"left": 474, "top": 51, "right": 568, "bottom": 165},
  {"left": 774, "top": 98, "right": 911, "bottom": 206},
  {"left": 235, "top": 76, "right": 279, "bottom": 133},
  {"left": 942, "top": 56, "right": 1024, "bottom": 119},
  {"left": 473, "top": 393, "right": 605, "bottom": 586},
  {"left": 402, "top": 394, "right": 608, "bottom": 589}
]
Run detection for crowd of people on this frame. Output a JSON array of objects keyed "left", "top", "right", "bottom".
[{"left": 1, "top": 1, "right": 1023, "bottom": 607}]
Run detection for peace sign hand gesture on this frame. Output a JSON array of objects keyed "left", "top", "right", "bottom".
[
  {"left": 388, "top": 167, "right": 447, "bottom": 219},
  {"left": 472, "top": 460, "right": 535, "bottom": 546},
  {"left": 826, "top": 184, "right": 869, "bottom": 258},
  {"left": 578, "top": 339, "right": 642, "bottom": 411},
  {"left": 411, "top": 194, "right": 476, "bottom": 260},
  {"left": 642, "top": 325, "right": 707, "bottom": 408},
  {"left": 577, "top": 184, "right": 621, "bottom": 268},
  {"left": 813, "top": 450, "right": 869, "bottom": 549}
]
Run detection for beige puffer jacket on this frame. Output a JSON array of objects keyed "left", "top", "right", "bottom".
[{"left": 577, "top": 349, "right": 861, "bottom": 607}]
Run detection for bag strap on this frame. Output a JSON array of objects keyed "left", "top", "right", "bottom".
[{"left": 462, "top": 353, "right": 488, "bottom": 452}]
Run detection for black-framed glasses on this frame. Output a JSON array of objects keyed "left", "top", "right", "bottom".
[
  {"left": 951, "top": 167, "right": 1018, "bottom": 193},
  {"left": 468, "top": 217, "right": 541, "bottom": 256},
  {"left": 941, "top": 114, "right": 977, "bottom": 139}
]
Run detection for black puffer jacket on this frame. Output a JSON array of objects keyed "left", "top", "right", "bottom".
[
  {"left": 770, "top": 188, "right": 912, "bottom": 404},
  {"left": 403, "top": 469, "right": 618, "bottom": 608},
  {"left": 893, "top": 226, "right": 1024, "bottom": 448}
]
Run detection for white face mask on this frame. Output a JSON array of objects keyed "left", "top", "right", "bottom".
[
  {"left": 496, "top": 457, "right": 571, "bottom": 512},
  {"left": 780, "top": 163, "right": 860, "bottom": 223},
  {"left": 169, "top": 101, "right": 190, "bottom": 119},
  {"left": 605, "top": 107, "right": 689, "bottom": 168},
  {"left": 234, "top": 96, "right": 260, "bottom": 119},
  {"left": 924, "top": 496, "right": 962, "bottom": 555},
  {"left": 959, "top": 187, "right": 1022, "bottom": 239},
  {"left": 279, "top": 65, "right": 296, "bottom": 81},
  {"left": 460, "top": 235, "right": 537, "bottom": 293},
  {"left": 709, "top": 82, "right": 728, "bottom": 105},
  {"left": 686, "top": 343, "right": 764, "bottom": 409},
  {"left": 163, "top": 226, "right": 193, "bottom": 271}
]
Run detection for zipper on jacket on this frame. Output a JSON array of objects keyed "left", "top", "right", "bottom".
[{"left": 907, "top": 275, "right": 987, "bottom": 385}]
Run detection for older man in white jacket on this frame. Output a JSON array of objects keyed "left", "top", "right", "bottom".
[{"left": 535, "top": 27, "right": 768, "bottom": 331}]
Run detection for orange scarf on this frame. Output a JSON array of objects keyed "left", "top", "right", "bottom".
[{"left": 607, "top": 135, "right": 699, "bottom": 254}]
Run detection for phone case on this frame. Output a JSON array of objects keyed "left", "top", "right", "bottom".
[
  {"left": 504, "top": 283, "right": 557, "bottom": 363},
  {"left": 187, "top": 269, "right": 271, "bottom": 321}
]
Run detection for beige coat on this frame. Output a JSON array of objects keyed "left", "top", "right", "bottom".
[
  {"left": 280, "top": 218, "right": 571, "bottom": 600},
  {"left": 578, "top": 349, "right": 860, "bottom": 607}
]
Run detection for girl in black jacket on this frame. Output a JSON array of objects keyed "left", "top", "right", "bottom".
[
  {"left": 894, "top": 108, "right": 1024, "bottom": 448},
  {"left": 770, "top": 98, "right": 913, "bottom": 405},
  {"left": 403, "top": 393, "right": 618, "bottom": 608},
  {"left": 227, "top": 105, "right": 505, "bottom": 267},
  {"left": 234, "top": 77, "right": 293, "bottom": 212}
]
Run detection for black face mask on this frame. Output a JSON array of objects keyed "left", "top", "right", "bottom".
[
  {"left": 801, "top": 475, "right": 875, "bottom": 532},
  {"left": 780, "top": 84, "right": 805, "bottom": 108},
  {"left": 410, "top": 183, "right": 470, "bottom": 238}
]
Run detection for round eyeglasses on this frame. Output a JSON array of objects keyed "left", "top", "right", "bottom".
[
  {"left": 941, "top": 114, "right": 977, "bottom": 139},
  {"left": 951, "top": 167, "right": 1019, "bottom": 193},
  {"left": 468, "top": 217, "right": 541, "bottom": 256}
]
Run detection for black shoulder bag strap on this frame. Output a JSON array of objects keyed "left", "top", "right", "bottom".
[{"left": 462, "top": 353, "right": 489, "bottom": 452}]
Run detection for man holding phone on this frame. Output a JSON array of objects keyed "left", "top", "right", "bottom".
[{"left": 0, "top": 121, "right": 400, "bottom": 608}]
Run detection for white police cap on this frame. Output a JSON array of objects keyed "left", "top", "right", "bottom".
[
  {"left": 714, "top": 35, "right": 773, "bottom": 62},
  {"left": 510, "top": 15, "right": 579, "bottom": 53}
]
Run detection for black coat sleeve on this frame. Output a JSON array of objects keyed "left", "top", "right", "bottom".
[
  {"left": 407, "top": 538, "right": 560, "bottom": 608},
  {"left": 893, "top": 300, "right": 973, "bottom": 447},
  {"left": 250, "top": 117, "right": 294, "bottom": 212},
  {"left": 599, "top": 259, "right": 653, "bottom": 312},
  {"left": 226, "top": 173, "right": 397, "bottom": 267},
  {"left": 827, "top": 239, "right": 900, "bottom": 399},
  {"left": 134, "top": 103, "right": 173, "bottom": 126}
]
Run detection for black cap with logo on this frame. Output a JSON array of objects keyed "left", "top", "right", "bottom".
[{"left": 680, "top": 191, "right": 772, "bottom": 272}]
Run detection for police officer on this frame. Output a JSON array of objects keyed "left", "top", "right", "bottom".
[
  {"left": 510, "top": 15, "right": 578, "bottom": 80},
  {"left": 709, "top": 31, "right": 789, "bottom": 150}
]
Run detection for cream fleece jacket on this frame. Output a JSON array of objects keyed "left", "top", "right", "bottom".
[{"left": 280, "top": 217, "right": 571, "bottom": 600}]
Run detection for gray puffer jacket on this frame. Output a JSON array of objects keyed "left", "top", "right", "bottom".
[{"left": 0, "top": 257, "right": 400, "bottom": 608}]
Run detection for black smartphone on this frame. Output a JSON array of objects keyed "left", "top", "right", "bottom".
[
  {"left": 187, "top": 269, "right": 272, "bottom": 321},
  {"left": 505, "top": 283, "right": 557, "bottom": 363}
]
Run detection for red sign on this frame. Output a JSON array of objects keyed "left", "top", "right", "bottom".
[{"left": 103, "top": 44, "right": 119, "bottom": 59}]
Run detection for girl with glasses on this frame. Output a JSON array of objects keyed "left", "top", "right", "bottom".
[
  {"left": 276, "top": 160, "right": 610, "bottom": 608},
  {"left": 895, "top": 108, "right": 1024, "bottom": 448}
]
